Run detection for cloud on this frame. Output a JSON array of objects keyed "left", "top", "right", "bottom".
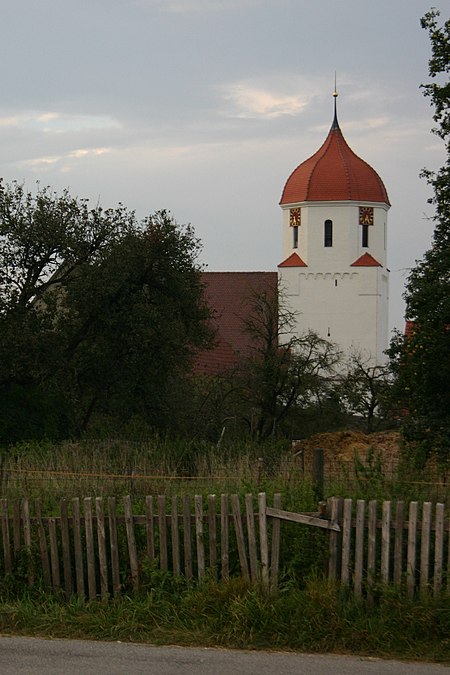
[
  {"left": 0, "top": 110, "right": 119, "bottom": 134},
  {"left": 219, "top": 81, "right": 312, "bottom": 119},
  {"left": 18, "top": 147, "right": 113, "bottom": 172}
]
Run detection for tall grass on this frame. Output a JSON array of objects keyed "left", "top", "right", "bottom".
[{"left": 0, "top": 576, "right": 449, "bottom": 662}]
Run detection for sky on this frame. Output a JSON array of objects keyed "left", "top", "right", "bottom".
[{"left": 0, "top": 0, "right": 446, "bottom": 335}]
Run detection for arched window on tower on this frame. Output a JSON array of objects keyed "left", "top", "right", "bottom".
[
  {"left": 324, "top": 220, "right": 333, "bottom": 247},
  {"left": 293, "top": 226, "right": 299, "bottom": 248}
]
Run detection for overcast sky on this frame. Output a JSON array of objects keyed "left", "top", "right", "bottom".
[{"left": 0, "top": 0, "right": 446, "bottom": 334}]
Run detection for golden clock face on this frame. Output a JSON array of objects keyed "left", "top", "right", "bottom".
[
  {"left": 290, "top": 208, "right": 301, "bottom": 227},
  {"left": 359, "top": 206, "right": 374, "bottom": 226}
]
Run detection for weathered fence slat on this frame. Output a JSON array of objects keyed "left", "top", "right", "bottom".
[
  {"left": 433, "top": 503, "right": 445, "bottom": 596},
  {"left": 220, "top": 494, "right": 229, "bottom": 580},
  {"left": 231, "top": 494, "right": 249, "bottom": 581},
  {"left": 108, "top": 496, "right": 121, "bottom": 596},
  {"left": 367, "top": 500, "right": 377, "bottom": 598},
  {"left": 72, "top": 498, "right": 85, "bottom": 598},
  {"left": 258, "top": 492, "right": 269, "bottom": 589},
  {"left": 1, "top": 499, "right": 11, "bottom": 575},
  {"left": 60, "top": 499, "right": 72, "bottom": 598},
  {"left": 145, "top": 495, "right": 155, "bottom": 561},
  {"left": 183, "top": 495, "right": 193, "bottom": 580},
  {"left": 48, "top": 518, "right": 60, "bottom": 590},
  {"left": 171, "top": 496, "right": 181, "bottom": 576},
  {"left": 84, "top": 497, "right": 96, "bottom": 599},
  {"left": 393, "top": 501, "right": 404, "bottom": 585},
  {"left": 266, "top": 507, "right": 340, "bottom": 532},
  {"left": 195, "top": 495, "right": 205, "bottom": 579},
  {"left": 420, "top": 501, "right": 432, "bottom": 595},
  {"left": 124, "top": 495, "right": 139, "bottom": 592},
  {"left": 35, "top": 499, "right": 51, "bottom": 588},
  {"left": 96, "top": 497, "right": 108, "bottom": 598},
  {"left": 341, "top": 498, "right": 352, "bottom": 585},
  {"left": 407, "top": 501, "right": 418, "bottom": 598},
  {"left": 381, "top": 501, "right": 391, "bottom": 584},
  {"left": 208, "top": 495, "right": 217, "bottom": 577},
  {"left": 12, "top": 500, "right": 21, "bottom": 554},
  {"left": 354, "top": 499, "right": 365, "bottom": 597},
  {"left": 270, "top": 493, "right": 282, "bottom": 592},
  {"left": 22, "top": 499, "right": 33, "bottom": 586},
  {"left": 245, "top": 494, "right": 259, "bottom": 584},
  {"left": 328, "top": 497, "right": 341, "bottom": 581},
  {"left": 158, "top": 495, "right": 168, "bottom": 572}
]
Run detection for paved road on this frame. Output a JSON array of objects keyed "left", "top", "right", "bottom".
[{"left": 0, "top": 636, "right": 448, "bottom": 674}]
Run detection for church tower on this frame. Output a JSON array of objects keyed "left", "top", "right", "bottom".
[{"left": 278, "top": 94, "right": 390, "bottom": 364}]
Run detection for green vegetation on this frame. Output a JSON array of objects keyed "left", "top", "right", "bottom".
[
  {"left": 0, "top": 578, "right": 448, "bottom": 662},
  {"left": 389, "top": 9, "right": 450, "bottom": 465}
]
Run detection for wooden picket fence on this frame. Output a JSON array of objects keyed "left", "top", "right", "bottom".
[{"left": 0, "top": 494, "right": 449, "bottom": 599}]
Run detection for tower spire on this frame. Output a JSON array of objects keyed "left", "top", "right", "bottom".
[{"left": 332, "top": 73, "right": 339, "bottom": 129}]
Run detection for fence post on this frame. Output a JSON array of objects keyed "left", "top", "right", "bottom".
[{"left": 312, "top": 448, "right": 324, "bottom": 501}]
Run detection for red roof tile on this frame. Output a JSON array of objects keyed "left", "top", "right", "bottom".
[
  {"left": 278, "top": 253, "right": 308, "bottom": 268},
  {"left": 350, "top": 252, "right": 382, "bottom": 267},
  {"left": 193, "top": 271, "right": 278, "bottom": 375},
  {"left": 280, "top": 120, "right": 390, "bottom": 206}
]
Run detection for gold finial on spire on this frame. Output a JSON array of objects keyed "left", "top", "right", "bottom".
[{"left": 332, "top": 72, "right": 339, "bottom": 128}]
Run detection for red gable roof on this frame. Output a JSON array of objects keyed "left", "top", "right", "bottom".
[
  {"left": 350, "top": 252, "right": 382, "bottom": 267},
  {"left": 278, "top": 252, "right": 307, "bottom": 268},
  {"left": 280, "top": 116, "right": 390, "bottom": 206},
  {"left": 194, "top": 271, "right": 278, "bottom": 375}
]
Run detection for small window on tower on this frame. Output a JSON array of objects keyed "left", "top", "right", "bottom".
[
  {"left": 293, "top": 226, "right": 298, "bottom": 248},
  {"left": 324, "top": 220, "right": 333, "bottom": 247},
  {"left": 362, "top": 223, "right": 369, "bottom": 247}
]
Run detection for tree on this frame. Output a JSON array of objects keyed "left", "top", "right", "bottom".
[
  {"left": 234, "top": 281, "right": 341, "bottom": 440},
  {"left": 338, "top": 351, "right": 393, "bottom": 433},
  {"left": 0, "top": 181, "right": 212, "bottom": 441},
  {"left": 388, "top": 9, "right": 450, "bottom": 463}
]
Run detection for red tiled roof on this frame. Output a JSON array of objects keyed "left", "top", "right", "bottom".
[
  {"left": 278, "top": 252, "right": 307, "bottom": 268},
  {"left": 280, "top": 119, "right": 390, "bottom": 206},
  {"left": 350, "top": 252, "right": 382, "bottom": 267},
  {"left": 193, "top": 271, "right": 278, "bottom": 375}
]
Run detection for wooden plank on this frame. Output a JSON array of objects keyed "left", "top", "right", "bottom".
[
  {"left": 34, "top": 499, "right": 51, "bottom": 588},
  {"left": 367, "top": 500, "right": 377, "bottom": 596},
  {"left": 182, "top": 495, "right": 193, "bottom": 580},
  {"left": 231, "top": 494, "right": 249, "bottom": 580},
  {"left": 171, "top": 496, "right": 180, "bottom": 576},
  {"left": 96, "top": 497, "right": 108, "bottom": 598},
  {"left": 407, "top": 501, "right": 418, "bottom": 599},
  {"left": 266, "top": 506, "right": 340, "bottom": 532},
  {"left": 433, "top": 503, "right": 445, "bottom": 596},
  {"left": 72, "top": 498, "right": 85, "bottom": 598},
  {"left": 354, "top": 499, "right": 365, "bottom": 597},
  {"left": 145, "top": 496, "right": 155, "bottom": 561},
  {"left": 158, "top": 495, "right": 168, "bottom": 572},
  {"left": 195, "top": 495, "right": 205, "bottom": 579},
  {"left": 84, "top": 497, "right": 97, "bottom": 599},
  {"left": 420, "top": 501, "right": 432, "bottom": 595},
  {"left": 208, "top": 494, "right": 217, "bottom": 577},
  {"left": 220, "top": 494, "right": 229, "bottom": 581},
  {"left": 393, "top": 501, "right": 404, "bottom": 585},
  {"left": 245, "top": 494, "right": 259, "bottom": 584},
  {"left": 341, "top": 498, "right": 352, "bottom": 585},
  {"left": 48, "top": 518, "right": 60, "bottom": 590},
  {"left": 124, "top": 495, "right": 139, "bottom": 592},
  {"left": 12, "top": 499, "right": 21, "bottom": 554},
  {"left": 60, "top": 499, "right": 73, "bottom": 598},
  {"left": 22, "top": 499, "right": 33, "bottom": 586},
  {"left": 259, "top": 493, "right": 269, "bottom": 590},
  {"left": 381, "top": 501, "right": 391, "bottom": 584},
  {"left": 108, "top": 497, "right": 121, "bottom": 597},
  {"left": 269, "top": 493, "right": 282, "bottom": 592},
  {"left": 1, "top": 498, "right": 12, "bottom": 575},
  {"left": 328, "top": 497, "right": 340, "bottom": 581}
]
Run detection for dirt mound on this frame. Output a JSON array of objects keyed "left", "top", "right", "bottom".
[{"left": 292, "top": 429, "right": 401, "bottom": 479}]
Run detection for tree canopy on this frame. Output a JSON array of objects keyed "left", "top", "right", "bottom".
[
  {"left": 389, "top": 8, "right": 450, "bottom": 464},
  {"left": 0, "top": 182, "right": 212, "bottom": 442}
]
